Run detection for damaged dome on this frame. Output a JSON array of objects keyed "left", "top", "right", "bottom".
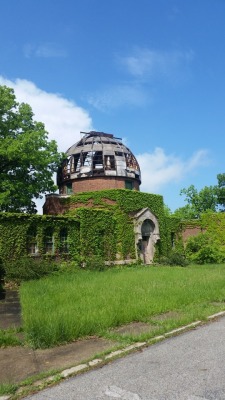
[{"left": 57, "top": 131, "right": 141, "bottom": 193}]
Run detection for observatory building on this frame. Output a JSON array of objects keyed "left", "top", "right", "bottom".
[
  {"left": 43, "top": 130, "right": 142, "bottom": 214},
  {"left": 42, "top": 131, "right": 163, "bottom": 264},
  {"left": 57, "top": 131, "right": 141, "bottom": 194}
]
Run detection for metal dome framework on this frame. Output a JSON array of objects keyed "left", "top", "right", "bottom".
[{"left": 57, "top": 131, "right": 141, "bottom": 189}]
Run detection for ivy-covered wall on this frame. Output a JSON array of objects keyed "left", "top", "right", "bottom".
[
  {"left": 166, "top": 211, "right": 225, "bottom": 253},
  {"left": 0, "top": 213, "right": 80, "bottom": 263},
  {"left": 0, "top": 189, "right": 172, "bottom": 265},
  {"left": 63, "top": 189, "right": 168, "bottom": 259}
]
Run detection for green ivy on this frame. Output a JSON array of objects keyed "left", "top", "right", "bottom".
[
  {"left": 0, "top": 189, "right": 176, "bottom": 268},
  {"left": 64, "top": 189, "right": 168, "bottom": 260},
  {"left": 0, "top": 213, "right": 80, "bottom": 265}
]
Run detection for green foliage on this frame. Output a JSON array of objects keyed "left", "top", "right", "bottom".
[
  {"left": 0, "top": 85, "right": 62, "bottom": 213},
  {"left": 84, "top": 255, "right": 107, "bottom": 271},
  {"left": 165, "top": 250, "right": 188, "bottom": 267},
  {"left": 0, "top": 383, "right": 18, "bottom": 396},
  {"left": 66, "top": 189, "right": 168, "bottom": 259},
  {"left": 191, "top": 245, "right": 224, "bottom": 264},
  {"left": 20, "top": 265, "right": 225, "bottom": 348},
  {"left": 159, "top": 250, "right": 188, "bottom": 267},
  {"left": 163, "top": 204, "right": 172, "bottom": 217},
  {"left": 0, "top": 189, "right": 170, "bottom": 275},
  {"left": 185, "top": 224, "right": 225, "bottom": 264},
  {"left": 0, "top": 328, "right": 22, "bottom": 347},
  {"left": 217, "top": 173, "right": 225, "bottom": 210},
  {"left": 173, "top": 173, "right": 225, "bottom": 218},
  {"left": 0, "top": 213, "right": 80, "bottom": 265},
  {"left": 177, "top": 184, "right": 218, "bottom": 219},
  {"left": 4, "top": 257, "right": 59, "bottom": 283},
  {"left": 0, "top": 257, "right": 4, "bottom": 287},
  {"left": 75, "top": 207, "right": 117, "bottom": 261},
  {"left": 173, "top": 204, "right": 199, "bottom": 220}
]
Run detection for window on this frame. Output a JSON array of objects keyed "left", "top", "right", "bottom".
[
  {"left": 104, "top": 155, "right": 115, "bottom": 170},
  {"left": 66, "top": 183, "right": 73, "bottom": 194},
  {"left": 171, "top": 232, "right": 175, "bottom": 248},
  {"left": 125, "top": 180, "right": 134, "bottom": 190},
  {"left": 27, "top": 228, "right": 38, "bottom": 255},
  {"left": 93, "top": 151, "right": 103, "bottom": 170},
  {"left": 141, "top": 219, "right": 155, "bottom": 238},
  {"left": 60, "top": 228, "right": 68, "bottom": 253},
  {"left": 44, "top": 228, "right": 54, "bottom": 254}
]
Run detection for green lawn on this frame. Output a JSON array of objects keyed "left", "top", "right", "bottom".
[{"left": 19, "top": 264, "right": 225, "bottom": 348}]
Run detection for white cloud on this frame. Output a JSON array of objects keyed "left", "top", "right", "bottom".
[
  {"left": 137, "top": 147, "right": 209, "bottom": 193},
  {"left": 87, "top": 47, "right": 193, "bottom": 112},
  {"left": 0, "top": 77, "right": 93, "bottom": 214},
  {"left": 87, "top": 84, "right": 148, "bottom": 111},
  {"left": 118, "top": 47, "right": 194, "bottom": 81},
  {"left": 23, "top": 43, "right": 67, "bottom": 58},
  {"left": 0, "top": 76, "right": 208, "bottom": 213},
  {"left": 0, "top": 77, "right": 93, "bottom": 152}
]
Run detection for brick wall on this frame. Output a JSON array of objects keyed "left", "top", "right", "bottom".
[
  {"left": 182, "top": 225, "right": 203, "bottom": 242},
  {"left": 43, "top": 195, "right": 70, "bottom": 215},
  {"left": 70, "top": 177, "right": 140, "bottom": 193}
]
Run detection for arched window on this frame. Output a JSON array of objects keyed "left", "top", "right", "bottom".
[{"left": 141, "top": 219, "right": 155, "bottom": 240}]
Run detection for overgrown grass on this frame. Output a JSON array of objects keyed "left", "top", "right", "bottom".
[
  {"left": 0, "top": 328, "right": 22, "bottom": 347},
  {"left": 0, "top": 383, "right": 18, "bottom": 396},
  {"left": 20, "top": 264, "right": 225, "bottom": 348}
]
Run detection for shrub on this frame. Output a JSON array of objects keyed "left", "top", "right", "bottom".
[
  {"left": 55, "top": 260, "right": 81, "bottom": 274},
  {"left": 159, "top": 250, "right": 188, "bottom": 267},
  {"left": 84, "top": 255, "right": 107, "bottom": 271},
  {"left": 190, "top": 245, "right": 225, "bottom": 264},
  {"left": 186, "top": 232, "right": 225, "bottom": 264},
  {"left": 0, "top": 258, "right": 5, "bottom": 292},
  {"left": 4, "top": 257, "right": 59, "bottom": 283},
  {"left": 185, "top": 232, "right": 211, "bottom": 254}
]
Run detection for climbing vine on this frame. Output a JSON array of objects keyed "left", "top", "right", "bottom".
[
  {"left": 65, "top": 189, "right": 168, "bottom": 260},
  {"left": 0, "top": 189, "right": 178, "bottom": 268},
  {"left": 0, "top": 213, "right": 80, "bottom": 264}
]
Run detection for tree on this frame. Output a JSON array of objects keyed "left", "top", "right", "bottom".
[
  {"left": 217, "top": 173, "right": 225, "bottom": 210},
  {"left": 173, "top": 184, "right": 218, "bottom": 219},
  {"left": 172, "top": 203, "right": 198, "bottom": 220},
  {"left": 0, "top": 85, "right": 62, "bottom": 213}
]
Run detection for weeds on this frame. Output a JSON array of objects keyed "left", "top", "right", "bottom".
[
  {"left": 0, "top": 328, "right": 23, "bottom": 347},
  {"left": 0, "top": 383, "right": 18, "bottom": 395},
  {"left": 19, "top": 264, "right": 225, "bottom": 348}
]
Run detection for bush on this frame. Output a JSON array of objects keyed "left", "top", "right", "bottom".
[
  {"left": 84, "top": 255, "right": 107, "bottom": 271},
  {"left": 4, "top": 257, "right": 59, "bottom": 283},
  {"left": 0, "top": 258, "right": 5, "bottom": 292},
  {"left": 55, "top": 260, "right": 81, "bottom": 274},
  {"left": 186, "top": 232, "right": 211, "bottom": 254},
  {"left": 159, "top": 250, "right": 188, "bottom": 267},
  {"left": 190, "top": 245, "right": 225, "bottom": 264},
  {"left": 186, "top": 232, "right": 225, "bottom": 264}
]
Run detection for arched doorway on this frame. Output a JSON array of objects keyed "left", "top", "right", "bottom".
[
  {"left": 141, "top": 219, "right": 155, "bottom": 264},
  {"left": 133, "top": 208, "right": 160, "bottom": 264}
]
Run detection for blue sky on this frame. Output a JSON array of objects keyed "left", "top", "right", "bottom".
[{"left": 1, "top": 0, "right": 225, "bottom": 212}]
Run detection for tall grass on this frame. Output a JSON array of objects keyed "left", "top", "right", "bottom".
[{"left": 20, "top": 264, "right": 225, "bottom": 348}]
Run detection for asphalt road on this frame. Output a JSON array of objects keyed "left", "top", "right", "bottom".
[{"left": 24, "top": 317, "right": 225, "bottom": 400}]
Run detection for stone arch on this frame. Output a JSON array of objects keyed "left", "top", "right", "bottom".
[{"left": 133, "top": 208, "right": 160, "bottom": 264}]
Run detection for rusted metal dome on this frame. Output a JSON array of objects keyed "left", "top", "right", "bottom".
[{"left": 57, "top": 131, "right": 141, "bottom": 194}]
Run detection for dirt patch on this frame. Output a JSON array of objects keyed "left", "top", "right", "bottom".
[
  {"left": 112, "top": 321, "right": 159, "bottom": 336},
  {"left": 0, "top": 337, "right": 117, "bottom": 384},
  {"left": 211, "top": 301, "right": 225, "bottom": 307},
  {"left": 151, "top": 311, "right": 182, "bottom": 322}
]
